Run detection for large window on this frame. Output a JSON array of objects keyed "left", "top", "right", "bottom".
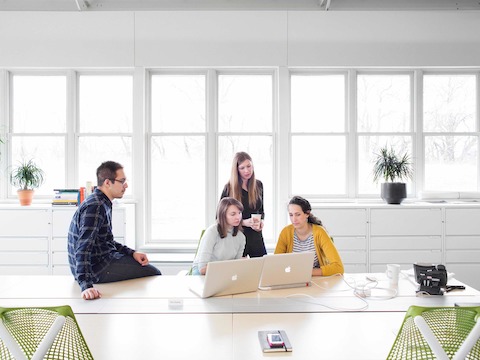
[
  {"left": 9, "top": 72, "right": 133, "bottom": 197},
  {"left": 77, "top": 74, "right": 133, "bottom": 189},
  {"left": 357, "top": 73, "right": 413, "bottom": 195},
  {"left": 217, "top": 73, "right": 274, "bottom": 240},
  {"left": 2, "top": 68, "right": 480, "bottom": 249},
  {"left": 150, "top": 73, "right": 207, "bottom": 242},
  {"left": 290, "top": 73, "right": 346, "bottom": 196},
  {"left": 11, "top": 74, "right": 67, "bottom": 195},
  {"left": 149, "top": 71, "right": 274, "bottom": 244},
  {"left": 423, "top": 74, "right": 477, "bottom": 191}
]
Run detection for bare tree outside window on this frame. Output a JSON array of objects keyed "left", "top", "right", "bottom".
[
  {"left": 218, "top": 74, "right": 274, "bottom": 241},
  {"left": 357, "top": 74, "right": 412, "bottom": 195},
  {"left": 424, "top": 75, "right": 477, "bottom": 191},
  {"left": 290, "top": 74, "right": 346, "bottom": 196},
  {"left": 11, "top": 75, "right": 66, "bottom": 195},
  {"left": 150, "top": 74, "right": 206, "bottom": 242},
  {"left": 78, "top": 75, "right": 133, "bottom": 188}
]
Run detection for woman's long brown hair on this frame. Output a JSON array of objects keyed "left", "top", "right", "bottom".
[
  {"left": 226, "top": 151, "right": 261, "bottom": 208},
  {"left": 216, "top": 197, "right": 244, "bottom": 238}
]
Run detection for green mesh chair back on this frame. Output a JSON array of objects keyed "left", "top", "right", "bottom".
[
  {"left": 0, "top": 305, "right": 93, "bottom": 360},
  {"left": 186, "top": 229, "right": 206, "bottom": 275},
  {"left": 387, "top": 305, "right": 480, "bottom": 360}
]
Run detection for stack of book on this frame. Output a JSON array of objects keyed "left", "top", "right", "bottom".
[{"left": 52, "top": 189, "right": 80, "bottom": 206}]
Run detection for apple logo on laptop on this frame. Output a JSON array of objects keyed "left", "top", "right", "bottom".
[
  {"left": 231, "top": 274, "right": 238, "bottom": 281},
  {"left": 284, "top": 266, "right": 291, "bottom": 273}
]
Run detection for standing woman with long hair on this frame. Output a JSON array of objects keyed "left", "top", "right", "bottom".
[{"left": 221, "top": 152, "right": 267, "bottom": 257}]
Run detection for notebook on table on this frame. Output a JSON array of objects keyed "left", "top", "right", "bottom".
[
  {"left": 189, "top": 257, "right": 265, "bottom": 298},
  {"left": 258, "top": 252, "right": 314, "bottom": 291}
]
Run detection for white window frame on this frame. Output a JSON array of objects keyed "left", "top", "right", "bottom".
[
  {"left": 289, "top": 69, "right": 350, "bottom": 198},
  {"left": 420, "top": 69, "right": 480, "bottom": 193},
  {"left": 355, "top": 69, "right": 415, "bottom": 197},
  {"left": 144, "top": 68, "right": 278, "bottom": 250}
]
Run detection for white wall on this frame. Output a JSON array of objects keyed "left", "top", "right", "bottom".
[
  {"left": 134, "top": 11, "right": 288, "bottom": 66},
  {"left": 0, "top": 12, "right": 134, "bottom": 67},
  {"left": 1, "top": 11, "right": 480, "bottom": 67},
  {"left": 288, "top": 11, "right": 480, "bottom": 66}
]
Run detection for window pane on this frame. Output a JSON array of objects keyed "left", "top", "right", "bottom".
[
  {"left": 358, "top": 136, "right": 412, "bottom": 194},
  {"left": 218, "top": 136, "right": 273, "bottom": 241},
  {"left": 151, "top": 136, "right": 205, "bottom": 240},
  {"left": 425, "top": 136, "right": 477, "bottom": 191},
  {"left": 79, "top": 75, "right": 132, "bottom": 133},
  {"left": 78, "top": 136, "right": 132, "bottom": 190},
  {"left": 151, "top": 75, "right": 206, "bottom": 133},
  {"left": 12, "top": 75, "right": 66, "bottom": 133},
  {"left": 357, "top": 74, "right": 411, "bottom": 132},
  {"left": 11, "top": 136, "right": 65, "bottom": 195},
  {"left": 423, "top": 75, "right": 476, "bottom": 132},
  {"left": 291, "top": 74, "right": 345, "bottom": 132},
  {"left": 218, "top": 75, "right": 272, "bottom": 132},
  {"left": 291, "top": 136, "right": 346, "bottom": 195}
]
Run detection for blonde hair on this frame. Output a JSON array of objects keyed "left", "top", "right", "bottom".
[
  {"left": 226, "top": 152, "right": 261, "bottom": 208},
  {"left": 216, "top": 197, "right": 244, "bottom": 238}
]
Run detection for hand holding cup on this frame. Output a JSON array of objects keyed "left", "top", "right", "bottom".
[{"left": 251, "top": 214, "right": 262, "bottom": 231}]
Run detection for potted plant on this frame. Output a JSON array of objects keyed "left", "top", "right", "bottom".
[
  {"left": 10, "top": 159, "right": 45, "bottom": 206},
  {"left": 373, "top": 146, "right": 413, "bottom": 204}
]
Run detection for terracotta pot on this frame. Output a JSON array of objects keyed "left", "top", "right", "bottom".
[{"left": 17, "top": 189, "right": 34, "bottom": 206}]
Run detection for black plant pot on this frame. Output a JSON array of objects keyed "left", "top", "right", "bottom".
[{"left": 381, "top": 183, "right": 407, "bottom": 204}]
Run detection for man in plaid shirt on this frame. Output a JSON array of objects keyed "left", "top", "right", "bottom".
[{"left": 68, "top": 161, "right": 161, "bottom": 300}]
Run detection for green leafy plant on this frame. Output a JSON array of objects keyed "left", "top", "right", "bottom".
[
  {"left": 10, "top": 159, "right": 45, "bottom": 190},
  {"left": 373, "top": 146, "right": 413, "bottom": 183}
]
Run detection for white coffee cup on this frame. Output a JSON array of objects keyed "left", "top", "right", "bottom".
[
  {"left": 251, "top": 214, "right": 262, "bottom": 224},
  {"left": 386, "top": 264, "right": 401, "bottom": 285}
]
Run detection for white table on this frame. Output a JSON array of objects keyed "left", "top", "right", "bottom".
[
  {"left": 232, "top": 312, "right": 405, "bottom": 360},
  {"left": 76, "top": 313, "right": 234, "bottom": 360},
  {"left": 1, "top": 273, "right": 479, "bottom": 359}
]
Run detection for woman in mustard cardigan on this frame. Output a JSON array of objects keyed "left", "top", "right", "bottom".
[{"left": 275, "top": 196, "right": 344, "bottom": 276}]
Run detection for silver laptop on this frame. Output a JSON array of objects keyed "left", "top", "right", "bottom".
[
  {"left": 259, "top": 252, "right": 314, "bottom": 290},
  {"left": 189, "top": 257, "right": 265, "bottom": 298}
]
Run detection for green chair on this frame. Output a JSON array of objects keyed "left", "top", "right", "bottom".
[
  {"left": 185, "top": 229, "right": 205, "bottom": 275},
  {"left": 0, "top": 305, "right": 93, "bottom": 360},
  {"left": 387, "top": 305, "right": 480, "bottom": 360}
]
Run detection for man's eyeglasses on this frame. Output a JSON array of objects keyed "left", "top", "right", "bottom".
[{"left": 112, "top": 178, "right": 128, "bottom": 185}]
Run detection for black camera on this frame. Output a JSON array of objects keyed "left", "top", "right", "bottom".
[{"left": 414, "top": 263, "right": 447, "bottom": 295}]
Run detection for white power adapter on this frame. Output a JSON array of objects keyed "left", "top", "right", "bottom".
[
  {"left": 356, "top": 288, "right": 371, "bottom": 297},
  {"left": 354, "top": 281, "right": 372, "bottom": 297}
]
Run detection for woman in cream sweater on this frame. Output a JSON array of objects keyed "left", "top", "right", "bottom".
[{"left": 192, "top": 197, "right": 246, "bottom": 275}]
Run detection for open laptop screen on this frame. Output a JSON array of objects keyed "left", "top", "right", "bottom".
[
  {"left": 190, "top": 257, "right": 264, "bottom": 298},
  {"left": 259, "top": 252, "right": 314, "bottom": 290}
]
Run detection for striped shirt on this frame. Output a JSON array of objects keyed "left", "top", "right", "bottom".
[
  {"left": 293, "top": 231, "right": 319, "bottom": 268},
  {"left": 68, "top": 188, "right": 135, "bottom": 291}
]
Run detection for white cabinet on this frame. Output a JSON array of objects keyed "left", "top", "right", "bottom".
[
  {"left": 445, "top": 208, "right": 480, "bottom": 289},
  {"left": 51, "top": 208, "right": 76, "bottom": 275},
  {"left": 0, "top": 209, "right": 50, "bottom": 275},
  {"left": 312, "top": 208, "right": 367, "bottom": 273},
  {"left": 50, "top": 206, "right": 131, "bottom": 275},
  {"left": 370, "top": 208, "right": 442, "bottom": 272},
  {"left": 370, "top": 208, "right": 442, "bottom": 236},
  {"left": 0, "top": 205, "right": 134, "bottom": 275},
  {"left": 2, "top": 203, "right": 480, "bottom": 289}
]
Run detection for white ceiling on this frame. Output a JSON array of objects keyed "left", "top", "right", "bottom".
[{"left": 0, "top": 0, "right": 480, "bottom": 11}]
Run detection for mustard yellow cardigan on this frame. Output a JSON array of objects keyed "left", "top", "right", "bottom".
[{"left": 274, "top": 224, "right": 344, "bottom": 276}]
